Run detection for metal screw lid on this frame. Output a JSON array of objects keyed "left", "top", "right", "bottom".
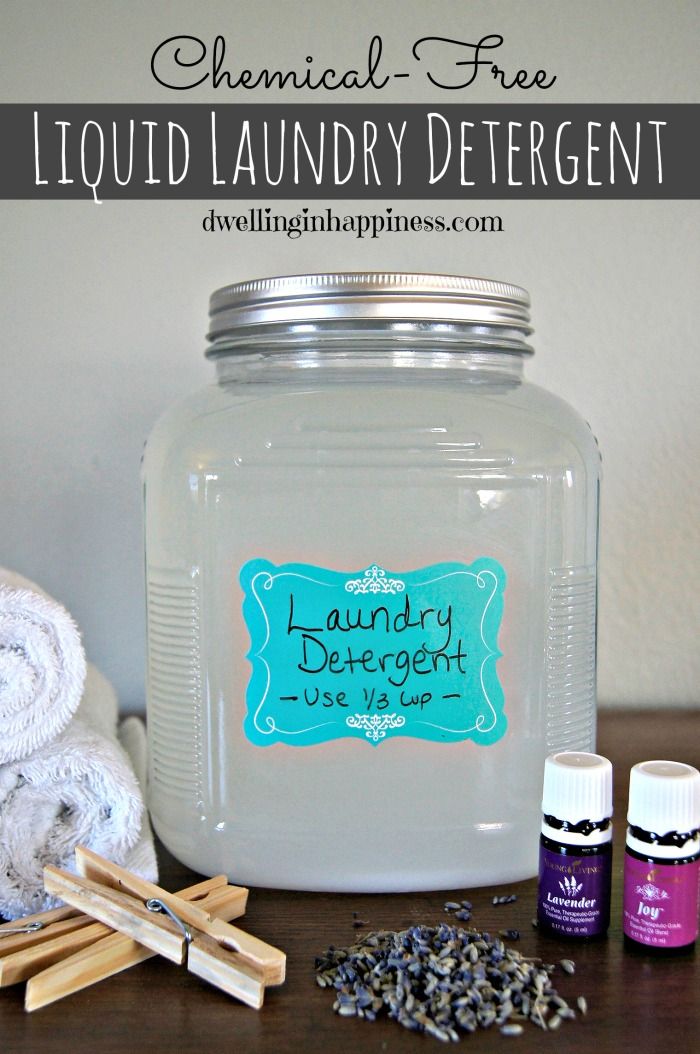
[
  {"left": 627, "top": 760, "right": 700, "bottom": 835},
  {"left": 542, "top": 751, "right": 613, "bottom": 824},
  {"left": 206, "top": 272, "right": 533, "bottom": 351}
]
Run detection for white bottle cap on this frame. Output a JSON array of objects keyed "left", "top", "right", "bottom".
[
  {"left": 542, "top": 751, "right": 613, "bottom": 823},
  {"left": 627, "top": 760, "right": 700, "bottom": 835}
]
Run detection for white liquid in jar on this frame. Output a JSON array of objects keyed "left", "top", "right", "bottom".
[{"left": 145, "top": 363, "right": 598, "bottom": 892}]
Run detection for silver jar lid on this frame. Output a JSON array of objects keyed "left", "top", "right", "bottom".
[{"left": 207, "top": 272, "right": 533, "bottom": 353}]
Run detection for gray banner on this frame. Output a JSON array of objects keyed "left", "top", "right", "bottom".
[{"left": 0, "top": 104, "right": 696, "bottom": 200}]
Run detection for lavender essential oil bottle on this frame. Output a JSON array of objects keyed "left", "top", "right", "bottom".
[
  {"left": 623, "top": 760, "right": 700, "bottom": 954},
  {"left": 537, "top": 752, "right": 613, "bottom": 939}
]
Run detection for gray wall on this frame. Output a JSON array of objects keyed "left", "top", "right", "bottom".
[{"left": 1, "top": 1, "right": 698, "bottom": 710}]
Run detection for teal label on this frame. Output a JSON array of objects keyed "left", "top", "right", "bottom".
[{"left": 240, "top": 560, "right": 506, "bottom": 748}]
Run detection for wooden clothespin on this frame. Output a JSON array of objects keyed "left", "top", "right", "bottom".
[
  {"left": 1, "top": 872, "right": 249, "bottom": 1010},
  {"left": 42, "top": 847, "right": 285, "bottom": 1008},
  {"left": 25, "top": 873, "right": 246, "bottom": 1011}
]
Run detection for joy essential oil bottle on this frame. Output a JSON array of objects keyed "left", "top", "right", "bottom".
[
  {"left": 537, "top": 751, "right": 613, "bottom": 938},
  {"left": 623, "top": 760, "right": 700, "bottom": 953},
  {"left": 143, "top": 273, "right": 601, "bottom": 891}
]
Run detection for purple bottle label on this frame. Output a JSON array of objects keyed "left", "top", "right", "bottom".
[
  {"left": 623, "top": 853, "right": 700, "bottom": 948},
  {"left": 537, "top": 844, "right": 611, "bottom": 937}
]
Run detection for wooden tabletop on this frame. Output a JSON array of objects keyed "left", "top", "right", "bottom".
[{"left": 1, "top": 709, "right": 698, "bottom": 1053}]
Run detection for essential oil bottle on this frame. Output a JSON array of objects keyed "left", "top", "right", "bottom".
[
  {"left": 623, "top": 760, "right": 700, "bottom": 953},
  {"left": 537, "top": 751, "right": 613, "bottom": 938}
]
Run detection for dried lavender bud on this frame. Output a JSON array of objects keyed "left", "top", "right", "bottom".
[
  {"left": 500, "top": 1023, "right": 524, "bottom": 1036},
  {"left": 315, "top": 923, "right": 580, "bottom": 1042}
]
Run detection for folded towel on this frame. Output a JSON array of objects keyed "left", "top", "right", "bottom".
[
  {"left": 0, "top": 569, "right": 159, "bottom": 918},
  {"left": 118, "top": 715, "right": 159, "bottom": 882},
  {"left": 0, "top": 720, "right": 152, "bottom": 919},
  {"left": 0, "top": 569, "right": 86, "bottom": 765},
  {"left": 76, "top": 661, "right": 120, "bottom": 740}
]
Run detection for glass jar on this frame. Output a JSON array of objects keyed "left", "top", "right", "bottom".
[{"left": 143, "top": 273, "right": 600, "bottom": 892}]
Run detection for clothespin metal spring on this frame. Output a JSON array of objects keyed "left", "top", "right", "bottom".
[
  {"left": 146, "top": 898, "right": 193, "bottom": 945},
  {"left": 0, "top": 922, "right": 44, "bottom": 937}
]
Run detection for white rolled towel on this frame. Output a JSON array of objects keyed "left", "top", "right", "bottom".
[
  {"left": 118, "top": 715, "right": 159, "bottom": 882},
  {"left": 0, "top": 720, "right": 152, "bottom": 919},
  {"left": 0, "top": 569, "right": 86, "bottom": 764},
  {"left": 76, "top": 661, "right": 120, "bottom": 740},
  {"left": 0, "top": 568, "right": 158, "bottom": 918}
]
